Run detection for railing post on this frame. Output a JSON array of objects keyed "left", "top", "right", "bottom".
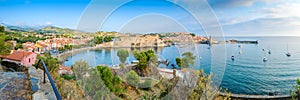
[
  {"left": 36, "top": 59, "right": 61, "bottom": 100},
  {"left": 43, "top": 70, "right": 46, "bottom": 84}
]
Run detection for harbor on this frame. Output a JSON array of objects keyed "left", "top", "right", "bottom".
[{"left": 62, "top": 36, "right": 300, "bottom": 96}]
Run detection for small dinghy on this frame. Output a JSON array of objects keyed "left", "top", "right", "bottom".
[
  {"left": 231, "top": 56, "right": 235, "bottom": 61},
  {"left": 263, "top": 57, "right": 267, "bottom": 62}
]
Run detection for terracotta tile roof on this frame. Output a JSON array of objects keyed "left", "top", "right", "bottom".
[
  {"left": 59, "top": 65, "right": 72, "bottom": 71},
  {"left": 25, "top": 46, "right": 35, "bottom": 50},
  {"left": 4, "top": 50, "right": 34, "bottom": 61},
  {"left": 37, "top": 43, "right": 47, "bottom": 47}
]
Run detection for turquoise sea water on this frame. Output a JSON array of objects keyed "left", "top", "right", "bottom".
[{"left": 63, "top": 37, "right": 300, "bottom": 95}]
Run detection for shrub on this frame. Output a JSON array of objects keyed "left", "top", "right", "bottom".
[
  {"left": 138, "top": 79, "right": 152, "bottom": 90},
  {"left": 62, "top": 74, "right": 76, "bottom": 80},
  {"left": 126, "top": 70, "right": 140, "bottom": 88},
  {"left": 96, "top": 65, "right": 125, "bottom": 96}
]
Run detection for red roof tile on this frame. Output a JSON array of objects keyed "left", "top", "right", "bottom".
[
  {"left": 59, "top": 65, "right": 72, "bottom": 71},
  {"left": 4, "top": 50, "right": 34, "bottom": 61}
]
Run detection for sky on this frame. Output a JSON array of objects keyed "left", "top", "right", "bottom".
[{"left": 0, "top": 0, "right": 300, "bottom": 36}]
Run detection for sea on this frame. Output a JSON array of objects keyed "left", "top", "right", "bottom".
[{"left": 63, "top": 36, "right": 300, "bottom": 95}]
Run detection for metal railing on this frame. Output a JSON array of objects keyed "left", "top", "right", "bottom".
[{"left": 36, "top": 59, "right": 61, "bottom": 100}]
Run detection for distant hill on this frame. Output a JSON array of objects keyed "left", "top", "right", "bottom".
[
  {"left": 38, "top": 26, "right": 89, "bottom": 34},
  {"left": 5, "top": 25, "right": 37, "bottom": 32},
  {"left": 1, "top": 23, "right": 90, "bottom": 34}
]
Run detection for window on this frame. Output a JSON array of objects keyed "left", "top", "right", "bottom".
[{"left": 29, "top": 58, "right": 30, "bottom": 63}]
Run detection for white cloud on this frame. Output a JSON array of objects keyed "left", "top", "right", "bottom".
[
  {"left": 208, "top": 0, "right": 299, "bottom": 9},
  {"left": 45, "top": 21, "right": 53, "bottom": 25},
  {"left": 222, "top": 17, "right": 300, "bottom": 36},
  {"left": 256, "top": 3, "right": 300, "bottom": 18},
  {"left": 214, "top": 0, "right": 300, "bottom": 36}
]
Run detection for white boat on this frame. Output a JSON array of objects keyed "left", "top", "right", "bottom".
[
  {"left": 238, "top": 44, "right": 242, "bottom": 48},
  {"left": 131, "top": 60, "right": 139, "bottom": 64},
  {"left": 286, "top": 53, "right": 291, "bottom": 57},
  {"left": 231, "top": 56, "right": 235, "bottom": 61},
  {"left": 268, "top": 50, "right": 271, "bottom": 54},
  {"left": 239, "top": 50, "right": 242, "bottom": 55},
  {"left": 286, "top": 44, "right": 291, "bottom": 57},
  {"left": 263, "top": 57, "right": 267, "bottom": 62}
]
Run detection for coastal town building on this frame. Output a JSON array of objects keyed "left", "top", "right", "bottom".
[
  {"left": 35, "top": 42, "right": 50, "bottom": 53},
  {"left": 161, "top": 32, "right": 208, "bottom": 43},
  {"left": 1, "top": 50, "right": 37, "bottom": 66},
  {"left": 20, "top": 36, "right": 92, "bottom": 54},
  {"left": 23, "top": 42, "right": 36, "bottom": 52},
  {"left": 110, "top": 34, "right": 165, "bottom": 47},
  {"left": 58, "top": 65, "right": 73, "bottom": 76}
]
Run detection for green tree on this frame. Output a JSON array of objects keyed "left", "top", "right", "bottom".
[
  {"left": 189, "top": 70, "right": 217, "bottom": 100},
  {"left": 96, "top": 65, "right": 125, "bottom": 96},
  {"left": 74, "top": 65, "right": 111, "bottom": 99},
  {"left": 15, "top": 43, "right": 23, "bottom": 50},
  {"left": 117, "top": 49, "right": 129, "bottom": 65},
  {"left": 180, "top": 52, "right": 196, "bottom": 68},
  {"left": 64, "top": 45, "right": 72, "bottom": 50},
  {"left": 61, "top": 74, "right": 76, "bottom": 80},
  {"left": 94, "top": 36, "right": 103, "bottom": 44},
  {"left": 0, "top": 25, "right": 4, "bottom": 33},
  {"left": 126, "top": 70, "right": 139, "bottom": 88},
  {"left": 112, "top": 76, "right": 124, "bottom": 96},
  {"left": 133, "top": 50, "right": 157, "bottom": 70},
  {"left": 34, "top": 53, "right": 59, "bottom": 73},
  {"left": 97, "top": 66, "right": 114, "bottom": 91},
  {"left": 0, "top": 34, "right": 11, "bottom": 56},
  {"left": 146, "top": 50, "right": 158, "bottom": 66},
  {"left": 190, "top": 33, "right": 196, "bottom": 37},
  {"left": 176, "top": 58, "right": 182, "bottom": 68},
  {"left": 291, "top": 79, "right": 300, "bottom": 99},
  {"left": 104, "top": 36, "right": 113, "bottom": 42},
  {"left": 71, "top": 60, "right": 90, "bottom": 79},
  {"left": 58, "top": 47, "right": 65, "bottom": 51}
]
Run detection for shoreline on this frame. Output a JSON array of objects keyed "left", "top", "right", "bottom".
[
  {"left": 54, "top": 45, "right": 167, "bottom": 63},
  {"left": 54, "top": 46, "right": 98, "bottom": 62},
  {"left": 54, "top": 45, "right": 294, "bottom": 99},
  {"left": 218, "top": 92, "right": 292, "bottom": 99}
]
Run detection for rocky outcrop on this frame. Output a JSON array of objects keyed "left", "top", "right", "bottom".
[
  {"left": 0, "top": 71, "right": 32, "bottom": 99},
  {"left": 28, "top": 67, "right": 57, "bottom": 100}
]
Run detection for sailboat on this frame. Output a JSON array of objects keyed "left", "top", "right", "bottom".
[
  {"left": 268, "top": 45, "right": 271, "bottom": 54},
  {"left": 231, "top": 56, "right": 235, "bottom": 61},
  {"left": 263, "top": 49, "right": 268, "bottom": 62},
  {"left": 239, "top": 49, "right": 243, "bottom": 55},
  {"left": 286, "top": 44, "right": 291, "bottom": 57},
  {"left": 286, "top": 52, "right": 291, "bottom": 57},
  {"left": 263, "top": 57, "right": 267, "bottom": 62},
  {"left": 238, "top": 44, "right": 242, "bottom": 48}
]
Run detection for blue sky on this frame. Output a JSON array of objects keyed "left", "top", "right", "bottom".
[{"left": 1, "top": 0, "right": 300, "bottom": 36}]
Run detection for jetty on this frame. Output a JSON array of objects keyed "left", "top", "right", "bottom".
[{"left": 227, "top": 39, "right": 258, "bottom": 44}]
